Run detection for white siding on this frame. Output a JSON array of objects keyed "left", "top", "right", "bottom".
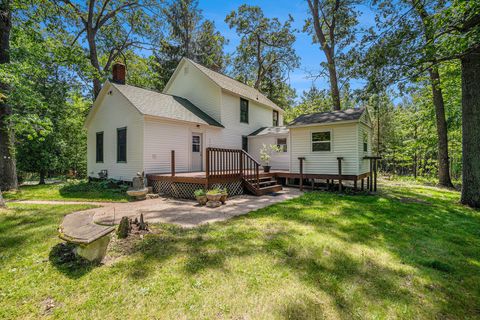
[
  {"left": 164, "top": 60, "right": 223, "bottom": 123},
  {"left": 213, "top": 91, "right": 275, "bottom": 149},
  {"left": 248, "top": 135, "right": 290, "bottom": 170},
  {"left": 143, "top": 117, "right": 220, "bottom": 174},
  {"left": 87, "top": 85, "right": 144, "bottom": 181},
  {"left": 358, "top": 123, "right": 372, "bottom": 174},
  {"left": 289, "top": 123, "right": 360, "bottom": 175}
]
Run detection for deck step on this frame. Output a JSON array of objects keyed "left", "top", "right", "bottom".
[{"left": 256, "top": 184, "right": 283, "bottom": 195}]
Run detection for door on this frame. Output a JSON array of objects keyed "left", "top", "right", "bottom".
[{"left": 191, "top": 133, "right": 202, "bottom": 171}]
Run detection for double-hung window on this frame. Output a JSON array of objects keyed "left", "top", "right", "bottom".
[
  {"left": 242, "top": 136, "right": 248, "bottom": 152},
  {"left": 273, "top": 110, "right": 279, "bottom": 126},
  {"left": 312, "top": 131, "right": 331, "bottom": 152},
  {"left": 277, "top": 138, "right": 287, "bottom": 152},
  {"left": 96, "top": 132, "right": 104, "bottom": 163},
  {"left": 117, "top": 127, "right": 127, "bottom": 162},
  {"left": 240, "top": 98, "right": 249, "bottom": 123}
]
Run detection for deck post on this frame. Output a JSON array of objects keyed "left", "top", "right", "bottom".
[
  {"left": 354, "top": 178, "right": 358, "bottom": 191},
  {"left": 361, "top": 178, "right": 364, "bottom": 191},
  {"left": 298, "top": 157, "right": 305, "bottom": 191},
  {"left": 374, "top": 159, "right": 378, "bottom": 192},
  {"left": 369, "top": 159, "right": 373, "bottom": 192},
  {"left": 171, "top": 150, "right": 175, "bottom": 177},
  {"left": 337, "top": 157, "right": 343, "bottom": 192}
]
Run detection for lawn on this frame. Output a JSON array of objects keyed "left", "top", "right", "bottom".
[
  {"left": 3, "top": 180, "right": 130, "bottom": 202},
  {"left": 1, "top": 182, "right": 479, "bottom": 319}
]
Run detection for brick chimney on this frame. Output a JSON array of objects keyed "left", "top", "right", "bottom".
[{"left": 112, "top": 62, "right": 126, "bottom": 84}]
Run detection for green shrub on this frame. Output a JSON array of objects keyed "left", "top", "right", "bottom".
[
  {"left": 194, "top": 189, "right": 206, "bottom": 197},
  {"left": 206, "top": 188, "right": 222, "bottom": 195}
]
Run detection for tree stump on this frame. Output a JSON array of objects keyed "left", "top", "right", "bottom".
[{"left": 0, "top": 189, "right": 5, "bottom": 208}]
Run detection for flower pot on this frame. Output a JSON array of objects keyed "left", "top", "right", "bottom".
[
  {"left": 206, "top": 193, "right": 222, "bottom": 202},
  {"left": 263, "top": 165, "right": 271, "bottom": 173},
  {"left": 220, "top": 193, "right": 228, "bottom": 204},
  {"left": 196, "top": 195, "right": 207, "bottom": 205}
]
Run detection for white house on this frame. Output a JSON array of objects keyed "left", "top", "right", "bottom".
[{"left": 85, "top": 58, "right": 374, "bottom": 196}]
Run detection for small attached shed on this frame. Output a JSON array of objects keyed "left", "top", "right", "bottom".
[{"left": 288, "top": 108, "right": 373, "bottom": 178}]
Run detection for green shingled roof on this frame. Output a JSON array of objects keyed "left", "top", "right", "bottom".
[{"left": 112, "top": 82, "right": 223, "bottom": 127}]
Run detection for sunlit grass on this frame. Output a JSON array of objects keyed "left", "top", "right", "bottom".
[
  {"left": 3, "top": 181, "right": 130, "bottom": 202},
  {"left": 1, "top": 182, "right": 479, "bottom": 319}
]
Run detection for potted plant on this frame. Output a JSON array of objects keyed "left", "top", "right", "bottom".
[
  {"left": 194, "top": 189, "right": 207, "bottom": 205},
  {"left": 219, "top": 188, "right": 228, "bottom": 204},
  {"left": 206, "top": 188, "right": 222, "bottom": 202},
  {"left": 260, "top": 144, "right": 281, "bottom": 173}
]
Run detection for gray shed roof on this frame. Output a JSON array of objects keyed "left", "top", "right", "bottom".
[
  {"left": 112, "top": 83, "right": 223, "bottom": 127},
  {"left": 186, "top": 58, "right": 283, "bottom": 112},
  {"left": 288, "top": 108, "right": 366, "bottom": 127},
  {"left": 249, "top": 126, "right": 289, "bottom": 137}
]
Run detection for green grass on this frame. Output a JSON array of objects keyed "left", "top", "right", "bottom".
[
  {"left": 3, "top": 180, "right": 130, "bottom": 202},
  {"left": 1, "top": 182, "right": 480, "bottom": 319}
]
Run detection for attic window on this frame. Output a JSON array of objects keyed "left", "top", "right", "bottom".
[
  {"left": 363, "top": 132, "right": 368, "bottom": 152},
  {"left": 273, "top": 110, "right": 279, "bottom": 126},
  {"left": 240, "top": 98, "right": 249, "bottom": 123},
  {"left": 312, "top": 131, "right": 331, "bottom": 152}
]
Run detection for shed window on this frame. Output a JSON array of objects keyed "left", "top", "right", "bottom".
[
  {"left": 277, "top": 138, "right": 287, "bottom": 152},
  {"left": 96, "top": 132, "right": 104, "bottom": 163},
  {"left": 242, "top": 136, "right": 248, "bottom": 152},
  {"left": 363, "top": 132, "right": 368, "bottom": 152},
  {"left": 117, "top": 127, "right": 127, "bottom": 162},
  {"left": 312, "top": 131, "right": 331, "bottom": 152},
  {"left": 273, "top": 110, "right": 279, "bottom": 126},
  {"left": 240, "top": 98, "right": 249, "bottom": 123}
]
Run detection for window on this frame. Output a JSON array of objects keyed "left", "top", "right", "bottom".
[
  {"left": 242, "top": 136, "right": 248, "bottom": 152},
  {"left": 117, "top": 127, "right": 127, "bottom": 162},
  {"left": 240, "top": 98, "right": 249, "bottom": 123},
  {"left": 363, "top": 132, "right": 368, "bottom": 152},
  {"left": 277, "top": 138, "right": 287, "bottom": 152},
  {"left": 273, "top": 110, "right": 279, "bottom": 126},
  {"left": 96, "top": 132, "right": 104, "bottom": 163},
  {"left": 192, "top": 135, "right": 200, "bottom": 152},
  {"left": 312, "top": 131, "right": 331, "bottom": 152}
]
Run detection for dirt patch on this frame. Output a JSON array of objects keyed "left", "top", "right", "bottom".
[
  {"left": 103, "top": 223, "right": 154, "bottom": 265},
  {"left": 41, "top": 297, "right": 59, "bottom": 315}
]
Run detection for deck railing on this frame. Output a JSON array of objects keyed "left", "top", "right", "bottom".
[{"left": 206, "top": 147, "right": 260, "bottom": 186}]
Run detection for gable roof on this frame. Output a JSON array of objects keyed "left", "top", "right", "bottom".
[
  {"left": 249, "top": 126, "right": 289, "bottom": 137},
  {"left": 179, "top": 58, "right": 283, "bottom": 113},
  {"left": 112, "top": 82, "right": 223, "bottom": 127},
  {"left": 288, "top": 108, "right": 367, "bottom": 127}
]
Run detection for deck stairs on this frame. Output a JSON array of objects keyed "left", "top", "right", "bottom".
[{"left": 243, "top": 175, "right": 282, "bottom": 196}]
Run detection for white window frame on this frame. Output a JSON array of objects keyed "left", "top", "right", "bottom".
[
  {"left": 311, "top": 130, "right": 332, "bottom": 152},
  {"left": 276, "top": 137, "right": 287, "bottom": 152}
]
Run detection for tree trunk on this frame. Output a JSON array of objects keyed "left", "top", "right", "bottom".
[
  {"left": 0, "top": 189, "right": 5, "bottom": 208},
  {"left": 428, "top": 67, "right": 454, "bottom": 188},
  {"left": 39, "top": 170, "right": 46, "bottom": 185},
  {"left": 87, "top": 29, "right": 103, "bottom": 98},
  {"left": 0, "top": 0, "right": 17, "bottom": 191},
  {"left": 327, "top": 58, "right": 341, "bottom": 110},
  {"left": 460, "top": 46, "right": 480, "bottom": 208}
]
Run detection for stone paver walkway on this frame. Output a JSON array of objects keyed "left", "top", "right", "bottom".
[{"left": 18, "top": 188, "right": 303, "bottom": 228}]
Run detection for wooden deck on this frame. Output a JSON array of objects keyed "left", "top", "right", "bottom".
[{"left": 146, "top": 148, "right": 381, "bottom": 198}]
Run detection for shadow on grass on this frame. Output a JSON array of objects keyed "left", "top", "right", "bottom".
[
  {"left": 111, "top": 186, "right": 480, "bottom": 318},
  {"left": 49, "top": 243, "right": 96, "bottom": 279}
]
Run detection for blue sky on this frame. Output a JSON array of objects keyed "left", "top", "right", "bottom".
[{"left": 198, "top": 0, "right": 376, "bottom": 98}]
